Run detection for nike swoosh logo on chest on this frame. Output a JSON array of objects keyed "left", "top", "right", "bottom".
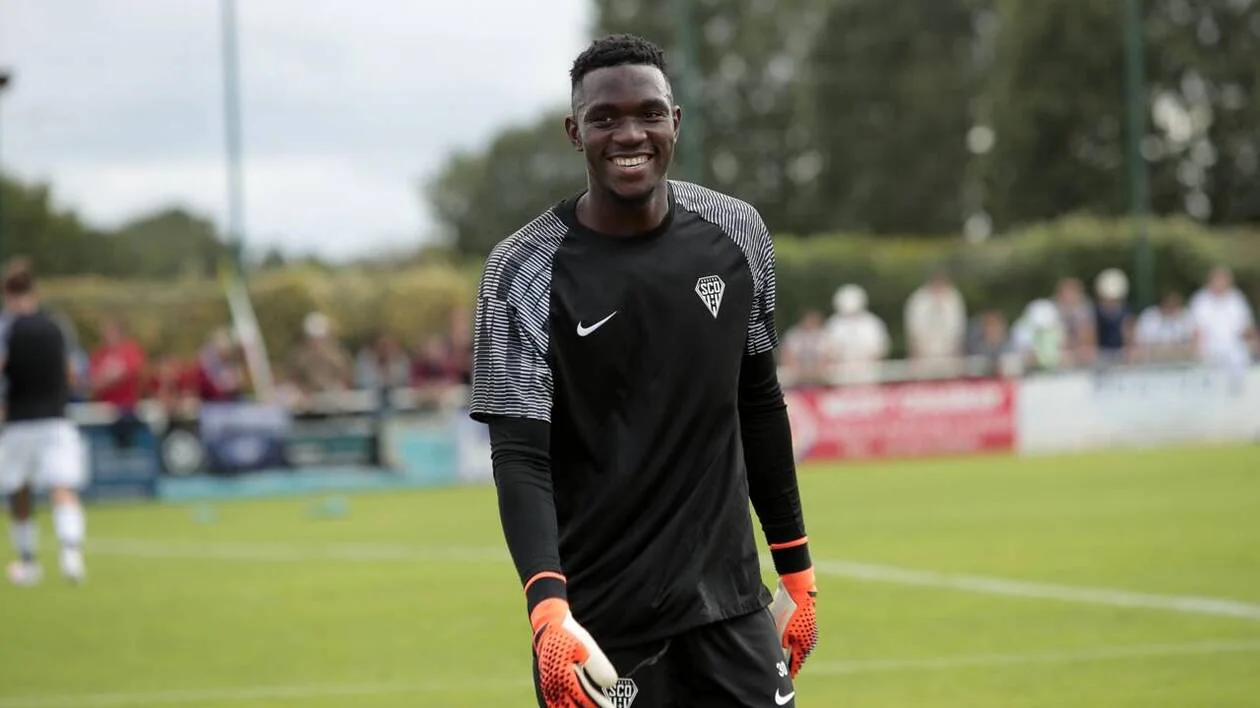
[{"left": 576, "top": 311, "right": 618, "bottom": 337}]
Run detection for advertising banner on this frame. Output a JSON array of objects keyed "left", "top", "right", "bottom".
[
  {"left": 79, "top": 420, "right": 161, "bottom": 500},
  {"left": 376, "top": 412, "right": 459, "bottom": 485},
  {"left": 453, "top": 409, "right": 493, "bottom": 484},
  {"left": 1018, "top": 365, "right": 1260, "bottom": 454},
  {"left": 283, "top": 411, "right": 379, "bottom": 468},
  {"left": 199, "top": 401, "right": 290, "bottom": 473},
  {"left": 785, "top": 378, "right": 1018, "bottom": 461}
]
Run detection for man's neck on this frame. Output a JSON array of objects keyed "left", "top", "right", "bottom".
[
  {"left": 578, "top": 184, "right": 670, "bottom": 236},
  {"left": 3, "top": 295, "right": 36, "bottom": 315}
]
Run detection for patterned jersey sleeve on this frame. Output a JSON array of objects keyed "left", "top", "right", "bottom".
[
  {"left": 469, "top": 295, "right": 553, "bottom": 422},
  {"left": 468, "top": 214, "right": 567, "bottom": 423},
  {"left": 743, "top": 210, "right": 780, "bottom": 356}
]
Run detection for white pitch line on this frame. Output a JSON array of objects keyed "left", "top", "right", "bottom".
[
  {"left": 812, "top": 559, "right": 1260, "bottom": 622},
  {"left": 808, "top": 638, "right": 1260, "bottom": 674},
  {"left": 2, "top": 640, "right": 1258, "bottom": 707},
  {"left": 88, "top": 538, "right": 509, "bottom": 564},
  {"left": 0, "top": 677, "right": 529, "bottom": 708},
  {"left": 88, "top": 538, "right": 1260, "bottom": 622}
]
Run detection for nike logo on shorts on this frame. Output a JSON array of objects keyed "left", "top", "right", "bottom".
[{"left": 775, "top": 689, "right": 795, "bottom": 705}]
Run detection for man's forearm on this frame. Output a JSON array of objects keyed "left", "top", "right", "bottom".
[
  {"left": 739, "top": 352, "right": 811, "bottom": 575},
  {"left": 487, "top": 416, "right": 568, "bottom": 612}
]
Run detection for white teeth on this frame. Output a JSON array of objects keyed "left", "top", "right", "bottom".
[{"left": 612, "top": 155, "right": 650, "bottom": 167}]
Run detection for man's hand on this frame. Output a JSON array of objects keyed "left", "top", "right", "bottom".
[
  {"left": 531, "top": 598, "right": 618, "bottom": 708},
  {"left": 769, "top": 568, "right": 818, "bottom": 678}
]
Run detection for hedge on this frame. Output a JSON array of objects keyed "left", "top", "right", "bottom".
[
  {"left": 774, "top": 214, "right": 1259, "bottom": 355},
  {"left": 41, "top": 263, "right": 476, "bottom": 362},
  {"left": 39, "top": 215, "right": 1260, "bottom": 362}
]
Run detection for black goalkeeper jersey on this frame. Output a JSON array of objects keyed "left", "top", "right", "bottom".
[{"left": 470, "top": 180, "right": 783, "bottom": 648}]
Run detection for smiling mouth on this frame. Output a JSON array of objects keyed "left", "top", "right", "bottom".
[{"left": 610, "top": 154, "right": 652, "bottom": 168}]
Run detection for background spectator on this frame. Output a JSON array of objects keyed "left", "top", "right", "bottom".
[
  {"left": 289, "top": 312, "right": 352, "bottom": 396},
  {"left": 196, "top": 328, "right": 246, "bottom": 402},
  {"left": 1054, "top": 277, "right": 1096, "bottom": 368},
  {"left": 1189, "top": 266, "right": 1257, "bottom": 371},
  {"left": 904, "top": 269, "right": 966, "bottom": 378},
  {"left": 1134, "top": 291, "right": 1197, "bottom": 363},
  {"left": 447, "top": 306, "right": 474, "bottom": 385},
  {"left": 89, "top": 318, "right": 148, "bottom": 445},
  {"left": 147, "top": 354, "right": 198, "bottom": 417},
  {"left": 967, "top": 309, "right": 1016, "bottom": 377},
  {"left": 825, "top": 284, "right": 890, "bottom": 385},
  {"left": 1093, "top": 268, "right": 1133, "bottom": 366},
  {"left": 355, "top": 331, "right": 412, "bottom": 393},
  {"left": 780, "top": 309, "right": 832, "bottom": 387},
  {"left": 1011, "top": 299, "right": 1066, "bottom": 373},
  {"left": 89, "top": 319, "right": 147, "bottom": 412}
]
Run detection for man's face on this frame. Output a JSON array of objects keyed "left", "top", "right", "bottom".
[
  {"left": 566, "top": 64, "right": 680, "bottom": 204},
  {"left": 1209, "top": 269, "right": 1232, "bottom": 293}
]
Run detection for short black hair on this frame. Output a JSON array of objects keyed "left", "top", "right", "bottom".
[{"left": 569, "top": 33, "right": 668, "bottom": 91}]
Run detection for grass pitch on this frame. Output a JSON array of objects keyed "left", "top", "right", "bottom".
[{"left": 1, "top": 443, "right": 1258, "bottom": 707}]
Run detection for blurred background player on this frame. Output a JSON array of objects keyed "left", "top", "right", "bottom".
[
  {"left": 470, "top": 34, "right": 818, "bottom": 708},
  {"left": 0, "top": 258, "right": 90, "bottom": 586}
]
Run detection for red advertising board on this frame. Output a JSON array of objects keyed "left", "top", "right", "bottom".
[{"left": 784, "top": 378, "right": 1017, "bottom": 461}]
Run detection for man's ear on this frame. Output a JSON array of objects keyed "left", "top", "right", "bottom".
[
  {"left": 564, "top": 114, "right": 583, "bottom": 151},
  {"left": 672, "top": 105, "right": 683, "bottom": 140}
]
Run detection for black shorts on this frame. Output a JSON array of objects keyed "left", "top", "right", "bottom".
[{"left": 533, "top": 608, "right": 797, "bottom": 708}]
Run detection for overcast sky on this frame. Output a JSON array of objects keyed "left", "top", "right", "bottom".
[{"left": 0, "top": 0, "right": 591, "bottom": 260}]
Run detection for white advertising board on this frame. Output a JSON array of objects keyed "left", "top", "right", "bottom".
[{"left": 1018, "top": 365, "right": 1260, "bottom": 454}]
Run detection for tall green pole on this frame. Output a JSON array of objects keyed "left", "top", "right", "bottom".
[
  {"left": 673, "top": 0, "right": 706, "bottom": 184},
  {"left": 1124, "top": 0, "right": 1153, "bottom": 308},
  {"left": 0, "top": 71, "right": 11, "bottom": 263},
  {"left": 221, "top": 0, "right": 246, "bottom": 274}
]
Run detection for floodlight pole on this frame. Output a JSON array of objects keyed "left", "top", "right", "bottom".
[
  {"left": 221, "top": 0, "right": 247, "bottom": 274},
  {"left": 1124, "top": 0, "right": 1153, "bottom": 308},
  {"left": 0, "top": 70, "right": 11, "bottom": 262}
]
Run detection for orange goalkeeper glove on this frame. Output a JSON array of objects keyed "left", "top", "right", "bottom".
[
  {"left": 769, "top": 568, "right": 818, "bottom": 678},
  {"left": 531, "top": 598, "right": 619, "bottom": 708}
]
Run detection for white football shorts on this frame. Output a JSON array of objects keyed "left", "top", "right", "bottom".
[{"left": 0, "top": 418, "right": 90, "bottom": 494}]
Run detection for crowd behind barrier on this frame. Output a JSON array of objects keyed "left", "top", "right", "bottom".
[
  {"left": 58, "top": 356, "right": 1260, "bottom": 505},
  {"left": 16, "top": 258, "right": 1257, "bottom": 503}
]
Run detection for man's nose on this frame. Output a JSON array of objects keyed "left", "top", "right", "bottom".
[{"left": 612, "top": 118, "right": 648, "bottom": 145}]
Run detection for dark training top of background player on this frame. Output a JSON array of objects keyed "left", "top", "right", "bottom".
[
  {"left": 0, "top": 310, "right": 72, "bottom": 422},
  {"left": 470, "top": 180, "right": 806, "bottom": 649}
]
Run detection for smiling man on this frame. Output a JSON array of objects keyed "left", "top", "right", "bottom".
[{"left": 469, "top": 34, "right": 818, "bottom": 708}]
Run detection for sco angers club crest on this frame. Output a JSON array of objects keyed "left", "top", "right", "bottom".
[
  {"left": 603, "top": 678, "right": 639, "bottom": 707},
  {"left": 695, "top": 275, "right": 726, "bottom": 318}
]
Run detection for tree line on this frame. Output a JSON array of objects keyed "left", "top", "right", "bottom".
[
  {"left": 425, "top": 0, "right": 1260, "bottom": 257},
  {"left": 0, "top": 175, "right": 333, "bottom": 280}
]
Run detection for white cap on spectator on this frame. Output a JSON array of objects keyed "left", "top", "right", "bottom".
[
  {"left": 1027, "top": 298, "right": 1060, "bottom": 329},
  {"left": 304, "top": 311, "right": 331, "bottom": 338},
  {"left": 833, "top": 284, "right": 868, "bottom": 316},
  {"left": 1095, "top": 268, "right": 1129, "bottom": 300}
]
